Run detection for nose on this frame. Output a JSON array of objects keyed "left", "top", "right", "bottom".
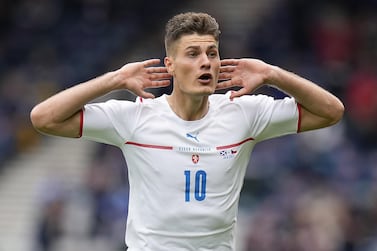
[{"left": 200, "top": 54, "right": 211, "bottom": 69}]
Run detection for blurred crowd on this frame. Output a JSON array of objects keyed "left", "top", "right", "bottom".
[
  {"left": 1, "top": 0, "right": 377, "bottom": 250},
  {"left": 243, "top": 0, "right": 377, "bottom": 250},
  {"left": 0, "top": 0, "right": 177, "bottom": 166}
]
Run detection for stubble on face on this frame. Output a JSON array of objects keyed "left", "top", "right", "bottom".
[{"left": 165, "top": 34, "right": 220, "bottom": 97}]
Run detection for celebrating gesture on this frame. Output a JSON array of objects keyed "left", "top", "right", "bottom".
[
  {"left": 31, "top": 12, "right": 343, "bottom": 251},
  {"left": 114, "top": 59, "right": 171, "bottom": 98}
]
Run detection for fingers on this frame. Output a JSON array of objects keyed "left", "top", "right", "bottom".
[
  {"left": 217, "top": 61, "right": 240, "bottom": 90},
  {"left": 138, "top": 79, "right": 171, "bottom": 99},
  {"left": 138, "top": 90, "right": 156, "bottom": 99},
  {"left": 218, "top": 72, "right": 232, "bottom": 81},
  {"left": 216, "top": 80, "right": 232, "bottom": 90},
  {"left": 147, "top": 67, "right": 171, "bottom": 81},
  {"left": 221, "top": 59, "right": 239, "bottom": 66},
  {"left": 219, "top": 61, "right": 237, "bottom": 82},
  {"left": 216, "top": 79, "right": 241, "bottom": 90},
  {"left": 146, "top": 66, "right": 169, "bottom": 73},
  {"left": 220, "top": 59, "right": 238, "bottom": 74},
  {"left": 144, "top": 61, "right": 172, "bottom": 82},
  {"left": 142, "top": 58, "right": 161, "bottom": 67},
  {"left": 229, "top": 88, "right": 249, "bottom": 99},
  {"left": 219, "top": 66, "right": 236, "bottom": 74},
  {"left": 219, "top": 63, "right": 236, "bottom": 82},
  {"left": 148, "top": 72, "right": 172, "bottom": 81},
  {"left": 144, "top": 61, "right": 171, "bottom": 80},
  {"left": 149, "top": 79, "right": 171, "bottom": 87}
]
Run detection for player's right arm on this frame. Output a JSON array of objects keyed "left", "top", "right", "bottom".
[{"left": 30, "top": 59, "right": 171, "bottom": 138}]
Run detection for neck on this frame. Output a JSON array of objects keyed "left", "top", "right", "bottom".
[{"left": 167, "top": 93, "right": 210, "bottom": 121}]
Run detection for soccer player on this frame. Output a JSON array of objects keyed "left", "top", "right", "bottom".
[{"left": 30, "top": 12, "right": 344, "bottom": 251}]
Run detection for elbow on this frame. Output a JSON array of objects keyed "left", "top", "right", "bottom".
[
  {"left": 30, "top": 105, "right": 52, "bottom": 134},
  {"left": 298, "top": 98, "right": 345, "bottom": 132},
  {"left": 328, "top": 99, "right": 345, "bottom": 126}
]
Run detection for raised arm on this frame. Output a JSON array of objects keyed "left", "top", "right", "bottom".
[
  {"left": 217, "top": 59, "right": 344, "bottom": 132},
  {"left": 30, "top": 59, "right": 171, "bottom": 138}
]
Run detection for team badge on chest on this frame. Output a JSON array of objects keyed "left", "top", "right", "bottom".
[{"left": 192, "top": 154, "right": 200, "bottom": 164}]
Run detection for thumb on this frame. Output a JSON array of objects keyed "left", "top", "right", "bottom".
[
  {"left": 229, "top": 88, "right": 249, "bottom": 100},
  {"left": 138, "top": 90, "right": 155, "bottom": 99}
]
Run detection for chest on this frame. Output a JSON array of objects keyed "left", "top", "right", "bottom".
[{"left": 124, "top": 112, "right": 255, "bottom": 186}]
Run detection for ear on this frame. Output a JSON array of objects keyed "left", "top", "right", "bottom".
[{"left": 164, "top": 56, "right": 174, "bottom": 74}]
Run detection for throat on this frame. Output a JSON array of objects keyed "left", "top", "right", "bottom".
[{"left": 167, "top": 96, "right": 209, "bottom": 121}]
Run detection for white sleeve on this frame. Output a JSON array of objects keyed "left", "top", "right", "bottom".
[
  {"left": 81, "top": 99, "right": 138, "bottom": 147},
  {"left": 239, "top": 95, "right": 300, "bottom": 142}
]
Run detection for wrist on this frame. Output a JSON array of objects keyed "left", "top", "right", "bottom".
[
  {"left": 265, "top": 64, "right": 282, "bottom": 84},
  {"left": 106, "top": 70, "right": 126, "bottom": 90}
]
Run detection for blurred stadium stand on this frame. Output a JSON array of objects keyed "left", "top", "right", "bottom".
[{"left": 1, "top": 0, "right": 377, "bottom": 251}]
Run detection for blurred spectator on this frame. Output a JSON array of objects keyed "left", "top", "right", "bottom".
[
  {"left": 345, "top": 67, "right": 377, "bottom": 149},
  {"left": 310, "top": 3, "right": 357, "bottom": 69},
  {"left": 36, "top": 197, "right": 65, "bottom": 251},
  {"left": 292, "top": 188, "right": 350, "bottom": 251},
  {"left": 85, "top": 145, "right": 129, "bottom": 247},
  {"left": 34, "top": 178, "right": 67, "bottom": 251},
  {"left": 1, "top": 0, "right": 377, "bottom": 250}
]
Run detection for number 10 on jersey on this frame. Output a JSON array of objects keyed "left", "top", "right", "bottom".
[{"left": 184, "top": 170, "right": 207, "bottom": 202}]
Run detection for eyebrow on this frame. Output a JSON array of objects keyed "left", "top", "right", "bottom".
[{"left": 185, "top": 44, "right": 218, "bottom": 51}]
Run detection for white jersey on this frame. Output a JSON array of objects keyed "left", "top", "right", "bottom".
[{"left": 81, "top": 92, "right": 300, "bottom": 251}]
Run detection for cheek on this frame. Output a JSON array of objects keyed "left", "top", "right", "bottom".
[
  {"left": 214, "top": 58, "right": 221, "bottom": 68},
  {"left": 214, "top": 63, "right": 220, "bottom": 72},
  {"left": 213, "top": 62, "right": 220, "bottom": 78},
  {"left": 175, "top": 62, "right": 195, "bottom": 78}
]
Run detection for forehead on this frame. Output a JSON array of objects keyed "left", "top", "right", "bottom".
[{"left": 176, "top": 34, "right": 218, "bottom": 50}]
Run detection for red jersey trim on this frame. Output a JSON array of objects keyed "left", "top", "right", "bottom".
[
  {"left": 125, "top": 141, "right": 173, "bottom": 150},
  {"left": 297, "top": 103, "right": 302, "bottom": 133},
  {"left": 125, "top": 137, "right": 254, "bottom": 151},
  {"left": 78, "top": 108, "right": 84, "bottom": 138},
  {"left": 216, "top": 137, "right": 254, "bottom": 150}
]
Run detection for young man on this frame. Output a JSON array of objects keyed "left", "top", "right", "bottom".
[{"left": 31, "top": 12, "right": 344, "bottom": 251}]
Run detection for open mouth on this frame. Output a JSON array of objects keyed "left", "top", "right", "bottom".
[{"left": 198, "top": 73, "right": 212, "bottom": 82}]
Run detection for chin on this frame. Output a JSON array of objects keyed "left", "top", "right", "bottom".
[
  {"left": 197, "top": 84, "right": 216, "bottom": 95},
  {"left": 196, "top": 88, "right": 216, "bottom": 96}
]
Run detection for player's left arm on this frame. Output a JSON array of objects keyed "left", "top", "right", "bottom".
[{"left": 218, "top": 58, "right": 344, "bottom": 132}]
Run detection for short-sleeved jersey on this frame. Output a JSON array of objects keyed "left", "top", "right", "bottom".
[{"left": 82, "top": 92, "right": 300, "bottom": 251}]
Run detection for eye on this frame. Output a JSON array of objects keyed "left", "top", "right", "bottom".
[
  {"left": 187, "top": 51, "right": 198, "bottom": 57},
  {"left": 208, "top": 51, "right": 218, "bottom": 58}
]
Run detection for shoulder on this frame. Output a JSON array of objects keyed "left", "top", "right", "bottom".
[
  {"left": 209, "top": 91, "right": 274, "bottom": 109},
  {"left": 95, "top": 95, "right": 166, "bottom": 110},
  {"left": 84, "top": 95, "right": 169, "bottom": 119},
  {"left": 136, "top": 95, "right": 166, "bottom": 105}
]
